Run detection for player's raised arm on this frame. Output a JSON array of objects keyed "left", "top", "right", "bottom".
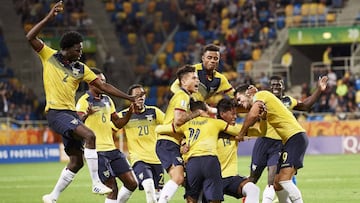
[
  {"left": 294, "top": 76, "right": 328, "bottom": 111},
  {"left": 90, "top": 78, "right": 138, "bottom": 102},
  {"left": 26, "top": 1, "right": 63, "bottom": 51}
]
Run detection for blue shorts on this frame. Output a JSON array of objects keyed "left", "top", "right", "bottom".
[
  {"left": 222, "top": 175, "right": 247, "bottom": 199},
  {"left": 133, "top": 161, "right": 164, "bottom": 190},
  {"left": 155, "top": 139, "right": 183, "bottom": 171},
  {"left": 46, "top": 109, "right": 83, "bottom": 154},
  {"left": 278, "top": 132, "right": 309, "bottom": 172},
  {"left": 251, "top": 137, "right": 282, "bottom": 175},
  {"left": 98, "top": 149, "right": 132, "bottom": 182},
  {"left": 185, "top": 156, "right": 223, "bottom": 201}
]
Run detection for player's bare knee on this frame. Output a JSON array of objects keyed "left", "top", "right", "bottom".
[
  {"left": 172, "top": 174, "right": 184, "bottom": 185},
  {"left": 67, "top": 161, "right": 83, "bottom": 172},
  {"left": 83, "top": 131, "right": 96, "bottom": 147},
  {"left": 125, "top": 181, "right": 137, "bottom": 192},
  {"left": 273, "top": 181, "right": 282, "bottom": 191}
]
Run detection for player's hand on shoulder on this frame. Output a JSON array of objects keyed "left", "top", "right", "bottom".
[
  {"left": 87, "top": 103, "right": 99, "bottom": 116},
  {"left": 257, "top": 102, "right": 267, "bottom": 120},
  {"left": 180, "top": 139, "right": 189, "bottom": 154},
  {"left": 246, "top": 85, "right": 258, "bottom": 96}
]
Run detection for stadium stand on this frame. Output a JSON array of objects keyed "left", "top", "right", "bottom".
[{"left": 0, "top": 0, "right": 359, "bottom": 125}]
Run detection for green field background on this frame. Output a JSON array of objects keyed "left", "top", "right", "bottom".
[{"left": 1, "top": 154, "right": 359, "bottom": 203}]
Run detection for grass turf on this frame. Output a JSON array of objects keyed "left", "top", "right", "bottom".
[{"left": 0, "top": 154, "right": 359, "bottom": 203}]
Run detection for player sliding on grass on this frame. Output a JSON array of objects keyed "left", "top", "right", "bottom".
[{"left": 26, "top": 1, "right": 140, "bottom": 202}]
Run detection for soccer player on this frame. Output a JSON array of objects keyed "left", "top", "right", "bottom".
[
  {"left": 244, "top": 75, "right": 328, "bottom": 203},
  {"left": 155, "top": 65, "right": 201, "bottom": 203},
  {"left": 216, "top": 98, "right": 262, "bottom": 203},
  {"left": 118, "top": 84, "right": 165, "bottom": 203},
  {"left": 236, "top": 87, "right": 309, "bottom": 203},
  {"left": 170, "top": 44, "right": 234, "bottom": 103},
  {"left": 26, "top": 2, "right": 138, "bottom": 202},
  {"left": 76, "top": 68, "right": 138, "bottom": 203},
  {"left": 156, "top": 100, "right": 265, "bottom": 203}
]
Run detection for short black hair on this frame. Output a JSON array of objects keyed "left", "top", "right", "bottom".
[
  {"left": 234, "top": 84, "right": 249, "bottom": 96},
  {"left": 176, "top": 65, "right": 195, "bottom": 82},
  {"left": 127, "top": 84, "right": 143, "bottom": 95},
  {"left": 216, "top": 98, "right": 235, "bottom": 118},
  {"left": 202, "top": 44, "right": 220, "bottom": 54},
  {"left": 269, "top": 75, "right": 283, "bottom": 81},
  {"left": 60, "top": 31, "right": 83, "bottom": 50},
  {"left": 190, "top": 100, "right": 207, "bottom": 112}
]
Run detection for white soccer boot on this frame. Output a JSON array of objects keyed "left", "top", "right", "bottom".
[
  {"left": 92, "top": 181, "right": 112, "bottom": 195},
  {"left": 42, "top": 194, "right": 56, "bottom": 203}
]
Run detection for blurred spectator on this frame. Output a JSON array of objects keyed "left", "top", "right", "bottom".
[
  {"left": 328, "top": 93, "right": 338, "bottom": 113},
  {"left": 323, "top": 46, "right": 332, "bottom": 69},
  {"left": 327, "top": 68, "right": 337, "bottom": 91},
  {"left": 335, "top": 79, "right": 348, "bottom": 97},
  {"left": 281, "top": 49, "right": 293, "bottom": 75}
]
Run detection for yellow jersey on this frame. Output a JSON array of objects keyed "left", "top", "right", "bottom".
[
  {"left": 156, "top": 117, "right": 241, "bottom": 162},
  {"left": 38, "top": 44, "right": 97, "bottom": 111},
  {"left": 118, "top": 106, "right": 164, "bottom": 165},
  {"left": 170, "top": 63, "right": 234, "bottom": 102},
  {"left": 254, "top": 91, "right": 305, "bottom": 143},
  {"left": 266, "top": 95, "right": 298, "bottom": 140},
  {"left": 217, "top": 123, "right": 265, "bottom": 178},
  {"left": 76, "top": 92, "right": 116, "bottom": 151},
  {"left": 158, "top": 88, "right": 192, "bottom": 145}
]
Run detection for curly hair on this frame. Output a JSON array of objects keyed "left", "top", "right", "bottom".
[{"left": 59, "top": 31, "right": 83, "bottom": 50}]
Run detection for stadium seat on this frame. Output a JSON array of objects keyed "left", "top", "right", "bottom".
[
  {"left": 326, "top": 13, "right": 336, "bottom": 23},
  {"left": 157, "top": 86, "right": 168, "bottom": 99},
  {"left": 157, "top": 53, "right": 167, "bottom": 65},
  {"left": 293, "top": 3, "right": 302, "bottom": 16},
  {"left": 285, "top": 4, "right": 294, "bottom": 17},
  {"left": 105, "top": 1, "right": 115, "bottom": 11},
  {"left": 301, "top": 3, "right": 310, "bottom": 16},
  {"left": 127, "top": 33, "right": 137, "bottom": 45},
  {"left": 165, "top": 41, "right": 175, "bottom": 53},
  {"left": 309, "top": 3, "right": 318, "bottom": 16}
]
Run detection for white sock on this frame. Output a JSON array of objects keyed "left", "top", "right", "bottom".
[
  {"left": 262, "top": 185, "right": 275, "bottom": 203},
  {"left": 279, "top": 180, "right": 303, "bottom": 203},
  {"left": 105, "top": 198, "right": 117, "bottom": 203},
  {"left": 158, "top": 180, "right": 179, "bottom": 203},
  {"left": 49, "top": 167, "right": 75, "bottom": 200},
  {"left": 155, "top": 189, "right": 161, "bottom": 201},
  {"left": 117, "top": 186, "right": 133, "bottom": 203},
  {"left": 242, "top": 182, "right": 260, "bottom": 203},
  {"left": 84, "top": 148, "right": 100, "bottom": 184},
  {"left": 197, "top": 190, "right": 204, "bottom": 203},
  {"left": 276, "top": 189, "right": 291, "bottom": 203},
  {"left": 142, "top": 178, "right": 157, "bottom": 203}
]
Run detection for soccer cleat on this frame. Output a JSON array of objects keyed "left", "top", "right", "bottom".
[
  {"left": 42, "top": 194, "right": 56, "bottom": 203},
  {"left": 92, "top": 181, "right": 112, "bottom": 195}
]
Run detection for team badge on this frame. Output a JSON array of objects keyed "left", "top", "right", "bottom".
[
  {"left": 145, "top": 114, "right": 154, "bottom": 122},
  {"left": 176, "top": 156, "right": 183, "bottom": 164},
  {"left": 70, "top": 118, "right": 79, "bottom": 125},
  {"left": 138, "top": 172, "right": 144, "bottom": 180},
  {"left": 103, "top": 170, "right": 110, "bottom": 178},
  {"left": 72, "top": 66, "right": 80, "bottom": 77},
  {"left": 251, "top": 164, "right": 257, "bottom": 171}
]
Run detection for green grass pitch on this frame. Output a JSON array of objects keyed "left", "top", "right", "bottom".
[{"left": 0, "top": 154, "right": 359, "bottom": 203}]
